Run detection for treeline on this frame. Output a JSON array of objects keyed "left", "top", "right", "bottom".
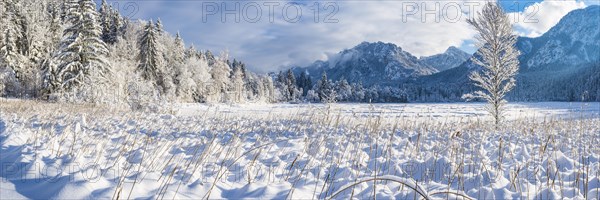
[
  {"left": 3, "top": 0, "right": 595, "bottom": 106},
  {"left": 275, "top": 62, "right": 600, "bottom": 103},
  {"left": 271, "top": 70, "right": 410, "bottom": 103},
  {"left": 0, "top": 0, "right": 280, "bottom": 109},
  {"left": 0, "top": 0, "right": 415, "bottom": 106}
]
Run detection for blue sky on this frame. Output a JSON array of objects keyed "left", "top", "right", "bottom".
[
  {"left": 98, "top": 0, "right": 596, "bottom": 73},
  {"left": 499, "top": 0, "right": 543, "bottom": 12}
]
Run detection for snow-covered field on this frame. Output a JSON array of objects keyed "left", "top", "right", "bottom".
[{"left": 1, "top": 99, "right": 599, "bottom": 199}]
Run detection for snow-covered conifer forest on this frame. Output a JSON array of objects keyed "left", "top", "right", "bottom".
[
  {"left": 0, "top": 0, "right": 599, "bottom": 199},
  {"left": 0, "top": 0, "right": 284, "bottom": 106}
]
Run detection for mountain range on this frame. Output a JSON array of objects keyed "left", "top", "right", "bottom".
[
  {"left": 293, "top": 5, "right": 600, "bottom": 102},
  {"left": 419, "top": 46, "right": 472, "bottom": 72},
  {"left": 293, "top": 42, "right": 471, "bottom": 86}
]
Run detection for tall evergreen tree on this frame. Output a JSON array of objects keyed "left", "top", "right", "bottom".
[
  {"left": 137, "top": 20, "right": 162, "bottom": 84},
  {"left": 107, "top": 8, "right": 123, "bottom": 43},
  {"left": 316, "top": 72, "right": 335, "bottom": 103},
  {"left": 98, "top": 0, "right": 111, "bottom": 43},
  {"left": 47, "top": 0, "right": 110, "bottom": 93},
  {"left": 0, "top": 2, "right": 29, "bottom": 81},
  {"left": 46, "top": 1, "right": 63, "bottom": 53},
  {"left": 285, "top": 69, "right": 297, "bottom": 101},
  {"left": 1, "top": 1, "right": 28, "bottom": 66},
  {"left": 335, "top": 78, "right": 351, "bottom": 102},
  {"left": 351, "top": 82, "right": 365, "bottom": 102},
  {"left": 155, "top": 18, "right": 163, "bottom": 34},
  {"left": 232, "top": 65, "right": 245, "bottom": 102},
  {"left": 9, "top": 3, "right": 29, "bottom": 56},
  {"left": 174, "top": 32, "right": 184, "bottom": 58},
  {"left": 172, "top": 32, "right": 189, "bottom": 97},
  {"left": 209, "top": 52, "right": 231, "bottom": 102},
  {"left": 297, "top": 71, "right": 311, "bottom": 96},
  {"left": 185, "top": 45, "right": 197, "bottom": 59},
  {"left": 1, "top": 28, "right": 25, "bottom": 79}
]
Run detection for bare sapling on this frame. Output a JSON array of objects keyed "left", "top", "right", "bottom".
[{"left": 463, "top": 2, "right": 520, "bottom": 128}]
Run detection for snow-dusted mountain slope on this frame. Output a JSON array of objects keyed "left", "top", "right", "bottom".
[
  {"left": 518, "top": 5, "right": 600, "bottom": 71},
  {"left": 407, "top": 5, "right": 600, "bottom": 102},
  {"left": 419, "top": 46, "right": 471, "bottom": 72},
  {"left": 283, "top": 6, "right": 598, "bottom": 102},
  {"left": 294, "top": 42, "right": 438, "bottom": 85}
]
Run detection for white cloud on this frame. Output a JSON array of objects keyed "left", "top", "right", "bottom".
[
  {"left": 127, "top": 0, "right": 494, "bottom": 72},
  {"left": 508, "top": 0, "right": 587, "bottom": 37},
  {"left": 130, "top": 0, "right": 595, "bottom": 72}
]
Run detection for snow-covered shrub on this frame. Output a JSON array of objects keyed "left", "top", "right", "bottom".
[
  {"left": 0, "top": 67, "right": 10, "bottom": 96},
  {"left": 126, "top": 77, "right": 159, "bottom": 111},
  {"left": 306, "top": 89, "right": 320, "bottom": 103}
]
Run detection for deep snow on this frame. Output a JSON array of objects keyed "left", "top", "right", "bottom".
[{"left": 1, "top": 100, "right": 599, "bottom": 199}]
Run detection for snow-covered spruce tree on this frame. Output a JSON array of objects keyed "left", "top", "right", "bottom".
[
  {"left": 172, "top": 32, "right": 185, "bottom": 60},
  {"left": 45, "top": 1, "right": 64, "bottom": 54},
  {"left": 27, "top": 1, "right": 64, "bottom": 96},
  {"left": 335, "top": 78, "right": 352, "bottom": 102},
  {"left": 1, "top": 29, "right": 25, "bottom": 78},
  {"left": 0, "top": 2, "right": 29, "bottom": 82},
  {"left": 184, "top": 45, "right": 197, "bottom": 59},
  {"left": 6, "top": 2, "right": 30, "bottom": 57},
  {"left": 462, "top": 2, "right": 520, "bottom": 127},
  {"left": 274, "top": 71, "right": 287, "bottom": 101},
  {"left": 185, "top": 53, "right": 210, "bottom": 102},
  {"left": 365, "top": 86, "right": 379, "bottom": 103},
  {"left": 98, "top": 0, "right": 113, "bottom": 44},
  {"left": 154, "top": 24, "right": 177, "bottom": 99},
  {"left": 45, "top": 0, "right": 111, "bottom": 101},
  {"left": 231, "top": 65, "right": 245, "bottom": 103},
  {"left": 107, "top": 8, "right": 124, "bottom": 44},
  {"left": 351, "top": 82, "right": 365, "bottom": 102},
  {"left": 296, "top": 71, "right": 311, "bottom": 96},
  {"left": 105, "top": 20, "right": 161, "bottom": 108},
  {"left": 262, "top": 76, "right": 276, "bottom": 103},
  {"left": 155, "top": 18, "right": 163, "bottom": 34},
  {"left": 316, "top": 72, "right": 336, "bottom": 103},
  {"left": 285, "top": 69, "right": 299, "bottom": 102},
  {"left": 243, "top": 74, "right": 264, "bottom": 102},
  {"left": 305, "top": 89, "right": 319, "bottom": 103},
  {"left": 208, "top": 51, "right": 231, "bottom": 102},
  {"left": 0, "top": 28, "right": 26, "bottom": 96},
  {"left": 0, "top": 0, "right": 58, "bottom": 97},
  {"left": 137, "top": 20, "right": 167, "bottom": 92},
  {"left": 188, "top": 50, "right": 214, "bottom": 102},
  {"left": 171, "top": 32, "right": 196, "bottom": 101}
]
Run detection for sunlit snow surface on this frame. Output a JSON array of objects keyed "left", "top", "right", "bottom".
[
  {"left": 178, "top": 102, "right": 600, "bottom": 120},
  {"left": 1, "top": 100, "right": 599, "bottom": 199}
]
